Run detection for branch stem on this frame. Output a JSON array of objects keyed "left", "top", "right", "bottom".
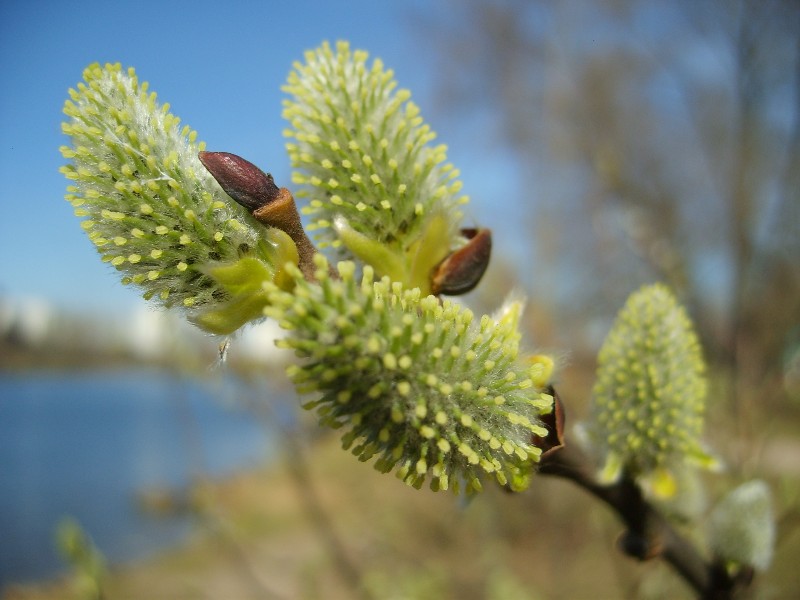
[{"left": 538, "top": 443, "right": 746, "bottom": 599}]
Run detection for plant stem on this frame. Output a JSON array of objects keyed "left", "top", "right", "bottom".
[{"left": 537, "top": 443, "right": 748, "bottom": 599}]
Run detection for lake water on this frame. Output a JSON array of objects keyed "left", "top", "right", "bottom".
[{"left": 0, "top": 369, "right": 281, "bottom": 588}]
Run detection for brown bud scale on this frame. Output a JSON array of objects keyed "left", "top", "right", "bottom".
[
  {"left": 198, "top": 151, "right": 280, "bottom": 211},
  {"left": 199, "top": 150, "right": 329, "bottom": 282},
  {"left": 431, "top": 228, "right": 492, "bottom": 296}
]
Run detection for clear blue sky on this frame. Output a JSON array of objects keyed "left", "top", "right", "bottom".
[
  {"left": 3, "top": 0, "right": 744, "bottom": 324},
  {"left": 0, "top": 0, "right": 502, "bottom": 315}
]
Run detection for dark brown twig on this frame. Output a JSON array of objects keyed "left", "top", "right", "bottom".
[{"left": 537, "top": 433, "right": 752, "bottom": 599}]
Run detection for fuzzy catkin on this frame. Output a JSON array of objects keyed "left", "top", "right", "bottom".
[
  {"left": 589, "top": 284, "right": 709, "bottom": 484},
  {"left": 709, "top": 480, "right": 774, "bottom": 571},
  {"left": 282, "top": 41, "right": 468, "bottom": 287},
  {"left": 266, "top": 255, "right": 554, "bottom": 494},
  {"left": 60, "top": 63, "right": 273, "bottom": 314}
]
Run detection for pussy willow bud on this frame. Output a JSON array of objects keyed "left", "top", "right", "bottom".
[
  {"left": 198, "top": 151, "right": 281, "bottom": 211},
  {"left": 282, "top": 41, "right": 473, "bottom": 295},
  {"left": 431, "top": 228, "right": 492, "bottom": 296},
  {"left": 199, "top": 151, "right": 321, "bottom": 281},
  {"left": 265, "top": 254, "right": 556, "bottom": 494},
  {"left": 60, "top": 63, "right": 297, "bottom": 334},
  {"left": 709, "top": 480, "right": 775, "bottom": 572},
  {"left": 588, "top": 284, "right": 714, "bottom": 495}
]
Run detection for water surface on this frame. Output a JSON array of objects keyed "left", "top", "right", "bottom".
[{"left": 0, "top": 369, "right": 276, "bottom": 587}]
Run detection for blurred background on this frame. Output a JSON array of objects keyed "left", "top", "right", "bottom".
[{"left": 1, "top": 0, "right": 799, "bottom": 598}]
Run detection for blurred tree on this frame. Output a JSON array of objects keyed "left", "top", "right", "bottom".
[{"left": 416, "top": 0, "right": 800, "bottom": 404}]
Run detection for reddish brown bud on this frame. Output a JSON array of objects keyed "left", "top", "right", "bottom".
[
  {"left": 431, "top": 228, "right": 492, "bottom": 296},
  {"left": 198, "top": 151, "right": 280, "bottom": 211},
  {"left": 199, "top": 150, "right": 332, "bottom": 282}
]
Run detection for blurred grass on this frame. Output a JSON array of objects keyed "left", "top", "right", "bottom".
[{"left": 4, "top": 362, "right": 800, "bottom": 600}]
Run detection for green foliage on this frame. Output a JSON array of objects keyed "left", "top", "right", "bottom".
[
  {"left": 60, "top": 63, "right": 298, "bottom": 331},
  {"left": 192, "top": 230, "right": 299, "bottom": 334},
  {"left": 56, "top": 517, "right": 106, "bottom": 600},
  {"left": 266, "top": 255, "right": 553, "bottom": 494},
  {"left": 283, "top": 41, "right": 468, "bottom": 294},
  {"left": 588, "top": 283, "right": 714, "bottom": 495}
]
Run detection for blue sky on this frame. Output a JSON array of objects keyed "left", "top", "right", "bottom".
[
  {"left": 2, "top": 0, "right": 770, "bottom": 326},
  {"left": 1, "top": 0, "right": 505, "bottom": 315}
]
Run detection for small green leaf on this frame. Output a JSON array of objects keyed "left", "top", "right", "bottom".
[
  {"left": 405, "top": 212, "right": 452, "bottom": 293},
  {"left": 333, "top": 215, "right": 406, "bottom": 282},
  {"left": 193, "top": 229, "right": 299, "bottom": 335}
]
